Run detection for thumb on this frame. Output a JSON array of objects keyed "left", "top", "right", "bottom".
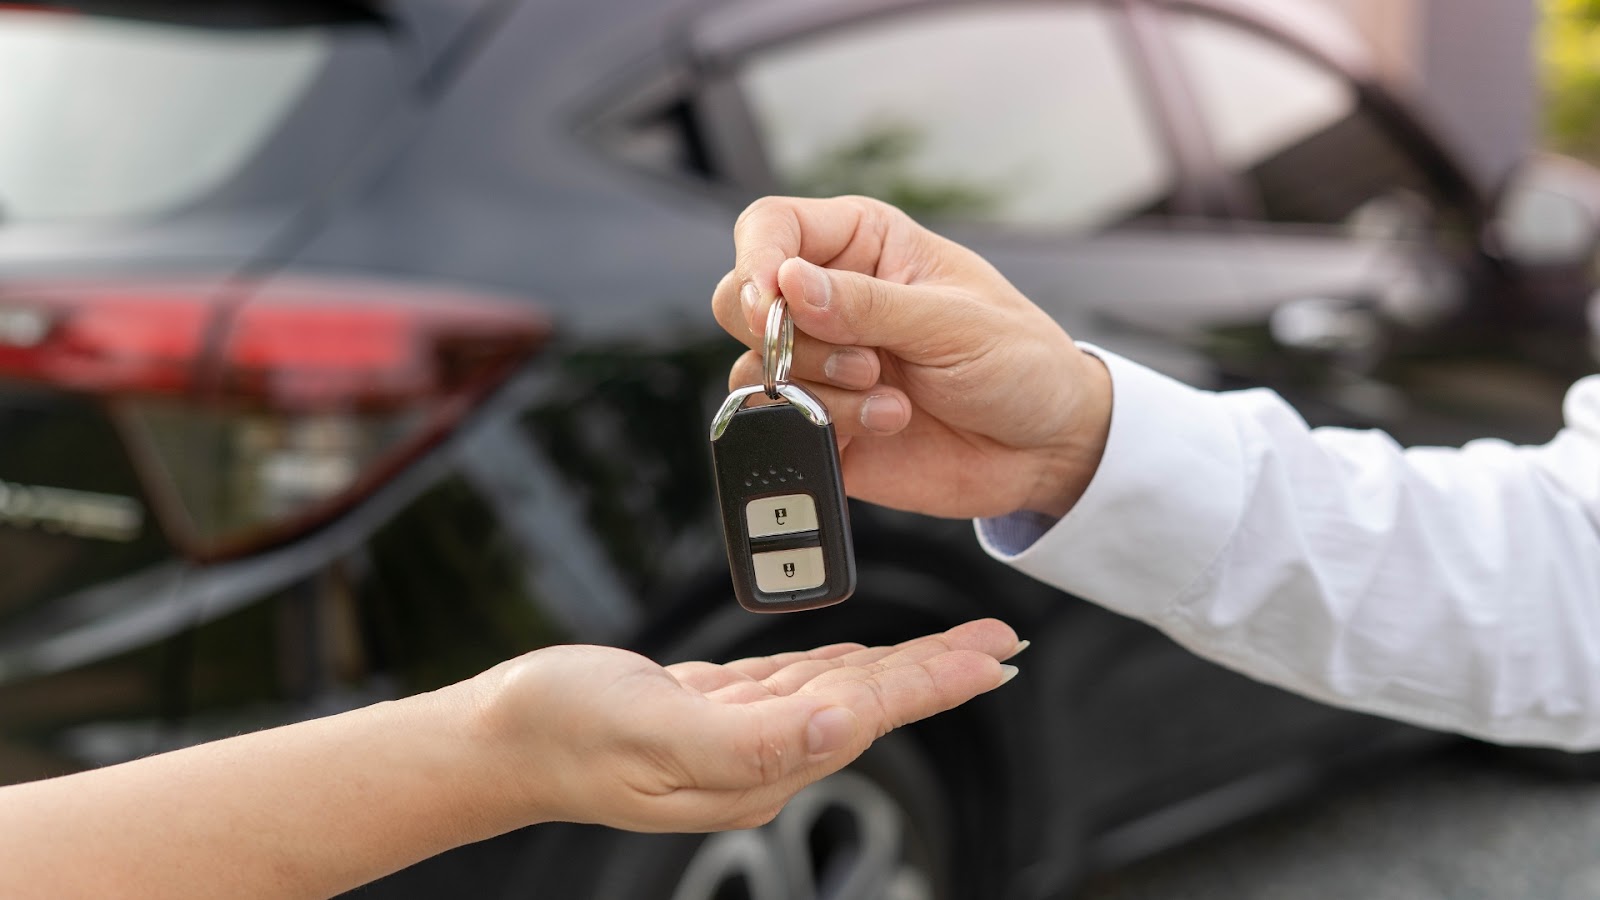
[
  {"left": 773, "top": 257, "right": 989, "bottom": 363},
  {"left": 676, "top": 699, "right": 864, "bottom": 793}
]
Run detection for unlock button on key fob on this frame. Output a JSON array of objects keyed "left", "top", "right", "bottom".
[{"left": 745, "top": 494, "right": 818, "bottom": 538}]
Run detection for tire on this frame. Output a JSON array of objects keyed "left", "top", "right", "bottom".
[{"left": 501, "top": 730, "right": 953, "bottom": 900}]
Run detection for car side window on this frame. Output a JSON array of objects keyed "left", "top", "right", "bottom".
[
  {"left": 1168, "top": 13, "right": 1435, "bottom": 230},
  {"left": 728, "top": 4, "right": 1176, "bottom": 233}
]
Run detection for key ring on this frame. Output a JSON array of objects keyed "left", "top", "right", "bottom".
[{"left": 762, "top": 295, "right": 794, "bottom": 399}]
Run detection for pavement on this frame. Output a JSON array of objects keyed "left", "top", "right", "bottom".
[{"left": 1076, "top": 746, "right": 1600, "bottom": 900}]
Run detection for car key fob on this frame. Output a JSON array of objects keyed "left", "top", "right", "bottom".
[{"left": 710, "top": 298, "right": 855, "bottom": 612}]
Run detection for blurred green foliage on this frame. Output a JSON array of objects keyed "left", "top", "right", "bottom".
[
  {"left": 1542, "top": 0, "right": 1600, "bottom": 161},
  {"left": 787, "top": 120, "right": 1006, "bottom": 220}
]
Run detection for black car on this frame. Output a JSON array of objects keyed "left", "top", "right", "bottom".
[{"left": 1, "top": 1, "right": 1596, "bottom": 898}]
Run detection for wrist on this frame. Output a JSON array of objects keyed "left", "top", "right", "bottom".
[
  {"left": 1022, "top": 349, "right": 1111, "bottom": 519},
  {"left": 439, "top": 665, "right": 562, "bottom": 838}
]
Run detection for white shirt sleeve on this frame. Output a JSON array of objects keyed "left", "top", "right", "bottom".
[{"left": 977, "top": 346, "right": 1600, "bottom": 750}]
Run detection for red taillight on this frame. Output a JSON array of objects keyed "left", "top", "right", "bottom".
[
  {"left": 223, "top": 298, "right": 546, "bottom": 413},
  {"left": 0, "top": 277, "right": 551, "bottom": 558},
  {"left": 0, "top": 291, "right": 208, "bottom": 395}
]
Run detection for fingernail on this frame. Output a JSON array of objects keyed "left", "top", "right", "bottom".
[
  {"left": 998, "top": 665, "right": 1020, "bottom": 686},
  {"left": 806, "top": 707, "right": 858, "bottom": 757},
  {"left": 859, "top": 394, "right": 907, "bottom": 433},
  {"left": 797, "top": 259, "right": 831, "bottom": 310},
  {"left": 1009, "top": 640, "right": 1031, "bottom": 660},
  {"left": 740, "top": 282, "right": 760, "bottom": 326},
  {"left": 824, "top": 348, "right": 874, "bottom": 388}
]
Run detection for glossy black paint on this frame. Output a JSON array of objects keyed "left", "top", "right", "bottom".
[{"left": 0, "top": 1, "right": 1593, "bottom": 898}]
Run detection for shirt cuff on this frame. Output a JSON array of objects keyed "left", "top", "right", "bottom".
[{"left": 975, "top": 344, "right": 1246, "bottom": 622}]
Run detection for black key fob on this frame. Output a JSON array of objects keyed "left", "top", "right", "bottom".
[
  {"left": 710, "top": 296, "right": 856, "bottom": 612},
  {"left": 711, "top": 384, "right": 856, "bottom": 612}
]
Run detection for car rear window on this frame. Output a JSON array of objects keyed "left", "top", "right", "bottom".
[{"left": 0, "top": 6, "right": 387, "bottom": 223}]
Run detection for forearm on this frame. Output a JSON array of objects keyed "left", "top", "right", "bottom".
[
  {"left": 984, "top": 351, "right": 1600, "bottom": 749},
  {"left": 1164, "top": 396, "right": 1600, "bottom": 747},
  {"left": 0, "top": 680, "right": 530, "bottom": 899}
]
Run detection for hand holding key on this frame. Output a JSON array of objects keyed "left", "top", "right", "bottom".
[{"left": 712, "top": 195, "right": 1114, "bottom": 521}]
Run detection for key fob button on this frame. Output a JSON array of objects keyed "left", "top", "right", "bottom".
[
  {"left": 752, "top": 547, "right": 827, "bottom": 592},
  {"left": 745, "top": 493, "right": 818, "bottom": 538}
]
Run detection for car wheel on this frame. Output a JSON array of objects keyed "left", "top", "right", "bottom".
[{"left": 502, "top": 729, "right": 952, "bottom": 900}]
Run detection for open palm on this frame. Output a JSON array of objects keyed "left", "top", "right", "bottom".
[{"left": 474, "top": 618, "right": 1021, "bottom": 833}]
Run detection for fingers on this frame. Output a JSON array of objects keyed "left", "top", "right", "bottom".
[
  {"left": 757, "top": 619, "right": 1021, "bottom": 698},
  {"left": 824, "top": 648, "right": 1010, "bottom": 744},
  {"left": 679, "top": 628, "right": 985, "bottom": 704},
  {"left": 712, "top": 269, "right": 754, "bottom": 344},
  {"left": 728, "top": 351, "right": 912, "bottom": 437},
  {"left": 718, "top": 195, "right": 990, "bottom": 357},
  {"left": 666, "top": 642, "right": 865, "bottom": 693},
  {"left": 730, "top": 196, "right": 908, "bottom": 310},
  {"left": 774, "top": 257, "right": 993, "bottom": 358},
  {"left": 702, "top": 642, "right": 909, "bottom": 705},
  {"left": 717, "top": 642, "right": 868, "bottom": 681},
  {"left": 664, "top": 661, "right": 755, "bottom": 695},
  {"left": 718, "top": 254, "right": 998, "bottom": 367},
  {"left": 726, "top": 339, "right": 882, "bottom": 394},
  {"left": 679, "top": 646, "right": 1011, "bottom": 794}
]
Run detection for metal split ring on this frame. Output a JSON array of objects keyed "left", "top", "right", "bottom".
[{"left": 762, "top": 295, "right": 794, "bottom": 399}]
